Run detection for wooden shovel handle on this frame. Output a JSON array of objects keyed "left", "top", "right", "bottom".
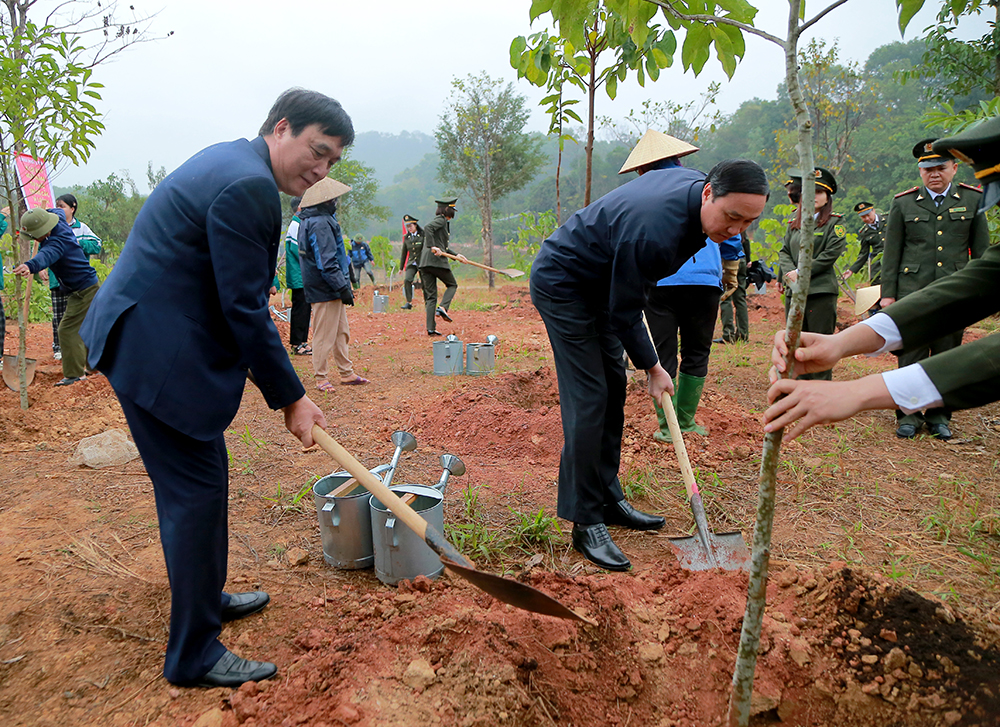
[
  {"left": 437, "top": 250, "right": 503, "bottom": 275},
  {"left": 311, "top": 426, "right": 473, "bottom": 568},
  {"left": 661, "top": 392, "right": 700, "bottom": 500}
]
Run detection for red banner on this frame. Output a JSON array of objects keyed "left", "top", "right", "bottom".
[{"left": 15, "top": 153, "right": 54, "bottom": 210}]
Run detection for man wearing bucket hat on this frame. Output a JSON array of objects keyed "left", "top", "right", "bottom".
[
  {"left": 877, "top": 138, "right": 989, "bottom": 439},
  {"left": 350, "top": 234, "right": 375, "bottom": 286},
  {"left": 419, "top": 197, "right": 466, "bottom": 336},
  {"left": 13, "top": 207, "right": 100, "bottom": 385},
  {"left": 765, "top": 117, "right": 1000, "bottom": 442},
  {"left": 399, "top": 214, "right": 423, "bottom": 309},
  {"left": 531, "top": 158, "right": 768, "bottom": 571},
  {"left": 81, "top": 89, "right": 351, "bottom": 689}
]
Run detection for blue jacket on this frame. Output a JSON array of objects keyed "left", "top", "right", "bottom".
[
  {"left": 350, "top": 240, "right": 373, "bottom": 265},
  {"left": 656, "top": 234, "right": 744, "bottom": 288},
  {"left": 299, "top": 207, "right": 350, "bottom": 303},
  {"left": 24, "top": 208, "right": 99, "bottom": 292},
  {"left": 81, "top": 136, "right": 304, "bottom": 441},
  {"left": 530, "top": 166, "right": 708, "bottom": 369}
]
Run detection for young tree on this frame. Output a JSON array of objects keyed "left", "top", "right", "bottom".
[
  {"left": 435, "top": 73, "right": 545, "bottom": 288},
  {"left": 511, "top": 3, "right": 681, "bottom": 206}
]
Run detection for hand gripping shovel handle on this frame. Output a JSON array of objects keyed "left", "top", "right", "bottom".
[
  {"left": 661, "top": 393, "right": 720, "bottom": 569},
  {"left": 311, "top": 426, "right": 473, "bottom": 569},
  {"left": 437, "top": 251, "right": 523, "bottom": 278}
]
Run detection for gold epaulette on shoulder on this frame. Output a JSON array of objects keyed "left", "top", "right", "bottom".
[
  {"left": 895, "top": 187, "right": 918, "bottom": 198},
  {"left": 959, "top": 182, "right": 982, "bottom": 192},
  {"left": 830, "top": 213, "right": 842, "bottom": 218}
]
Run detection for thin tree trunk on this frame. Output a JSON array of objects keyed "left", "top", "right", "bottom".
[
  {"left": 556, "top": 108, "right": 563, "bottom": 225},
  {"left": 483, "top": 152, "right": 495, "bottom": 289},
  {"left": 726, "top": 1, "right": 816, "bottom": 724},
  {"left": 585, "top": 46, "right": 596, "bottom": 207}
]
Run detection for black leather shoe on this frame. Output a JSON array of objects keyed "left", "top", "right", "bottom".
[
  {"left": 428, "top": 330, "right": 442, "bottom": 336},
  {"left": 712, "top": 338, "right": 725, "bottom": 344},
  {"left": 604, "top": 500, "right": 665, "bottom": 531},
  {"left": 400, "top": 303, "right": 413, "bottom": 309},
  {"left": 896, "top": 423, "right": 918, "bottom": 439},
  {"left": 222, "top": 591, "right": 270, "bottom": 622},
  {"left": 571, "top": 523, "right": 631, "bottom": 571},
  {"left": 926, "top": 423, "right": 952, "bottom": 440},
  {"left": 196, "top": 650, "right": 277, "bottom": 688},
  {"left": 436, "top": 306, "right": 453, "bottom": 322}
]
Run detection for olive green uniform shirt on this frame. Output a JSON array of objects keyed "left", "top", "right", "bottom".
[
  {"left": 418, "top": 215, "right": 452, "bottom": 270},
  {"left": 881, "top": 184, "right": 988, "bottom": 300},
  {"left": 885, "top": 242, "right": 1000, "bottom": 411},
  {"left": 848, "top": 213, "right": 886, "bottom": 283},
  {"left": 400, "top": 230, "right": 424, "bottom": 270},
  {"left": 778, "top": 214, "right": 848, "bottom": 296}
]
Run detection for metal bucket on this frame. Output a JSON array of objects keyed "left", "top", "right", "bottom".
[
  {"left": 465, "top": 343, "right": 495, "bottom": 376},
  {"left": 370, "top": 484, "right": 445, "bottom": 585},
  {"left": 312, "top": 466, "right": 389, "bottom": 569},
  {"left": 433, "top": 336, "right": 464, "bottom": 376},
  {"left": 372, "top": 293, "right": 389, "bottom": 313}
]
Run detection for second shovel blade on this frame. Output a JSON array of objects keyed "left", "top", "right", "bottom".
[{"left": 442, "top": 559, "right": 596, "bottom": 626}]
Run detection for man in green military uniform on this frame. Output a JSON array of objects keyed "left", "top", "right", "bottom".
[
  {"left": 843, "top": 201, "right": 886, "bottom": 285},
  {"left": 399, "top": 213, "right": 423, "bottom": 310},
  {"left": 879, "top": 138, "right": 989, "bottom": 439},
  {"left": 419, "top": 197, "right": 466, "bottom": 336},
  {"left": 765, "top": 116, "right": 1000, "bottom": 443}
]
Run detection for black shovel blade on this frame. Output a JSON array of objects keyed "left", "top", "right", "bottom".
[
  {"left": 442, "top": 558, "right": 596, "bottom": 626},
  {"left": 668, "top": 531, "right": 751, "bottom": 572}
]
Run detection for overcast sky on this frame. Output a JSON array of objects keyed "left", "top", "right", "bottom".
[{"left": 50, "top": 0, "right": 987, "bottom": 190}]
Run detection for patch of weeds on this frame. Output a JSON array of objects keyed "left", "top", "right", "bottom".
[
  {"left": 445, "top": 485, "right": 501, "bottom": 562},
  {"left": 261, "top": 481, "right": 313, "bottom": 513},
  {"left": 268, "top": 543, "right": 286, "bottom": 559},
  {"left": 239, "top": 424, "right": 266, "bottom": 449},
  {"left": 620, "top": 464, "right": 664, "bottom": 501},
  {"left": 504, "top": 507, "right": 562, "bottom": 553}
]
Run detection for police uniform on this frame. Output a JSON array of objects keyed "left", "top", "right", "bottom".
[
  {"left": 881, "top": 139, "right": 989, "bottom": 433},
  {"left": 419, "top": 197, "right": 459, "bottom": 334},
  {"left": 778, "top": 167, "right": 847, "bottom": 380},
  {"left": 848, "top": 202, "right": 886, "bottom": 284},
  {"left": 530, "top": 166, "right": 708, "bottom": 569},
  {"left": 399, "top": 214, "right": 423, "bottom": 308}
]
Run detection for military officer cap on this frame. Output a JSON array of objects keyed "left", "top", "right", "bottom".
[
  {"left": 403, "top": 214, "right": 419, "bottom": 224},
  {"left": 913, "top": 137, "right": 954, "bottom": 168},
  {"left": 435, "top": 197, "right": 458, "bottom": 207},
  {"left": 934, "top": 116, "right": 1000, "bottom": 211},
  {"left": 853, "top": 202, "right": 875, "bottom": 215},
  {"left": 784, "top": 167, "right": 837, "bottom": 194}
]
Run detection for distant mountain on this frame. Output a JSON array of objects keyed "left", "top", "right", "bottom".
[{"left": 350, "top": 130, "right": 436, "bottom": 186}]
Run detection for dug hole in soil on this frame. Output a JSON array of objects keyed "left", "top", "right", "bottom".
[{"left": 0, "top": 284, "right": 997, "bottom": 727}]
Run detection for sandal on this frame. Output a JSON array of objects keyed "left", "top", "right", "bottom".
[
  {"left": 315, "top": 379, "right": 336, "bottom": 392},
  {"left": 340, "top": 376, "right": 369, "bottom": 386},
  {"left": 293, "top": 344, "right": 312, "bottom": 355}
]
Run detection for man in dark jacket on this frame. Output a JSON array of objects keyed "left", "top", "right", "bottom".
[
  {"left": 14, "top": 207, "right": 99, "bottom": 385},
  {"left": 350, "top": 235, "right": 375, "bottom": 285},
  {"left": 80, "top": 89, "right": 352, "bottom": 688},
  {"left": 530, "top": 159, "right": 768, "bottom": 571}
]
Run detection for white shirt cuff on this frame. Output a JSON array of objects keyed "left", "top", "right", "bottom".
[
  {"left": 882, "top": 365, "right": 944, "bottom": 413},
  {"left": 861, "top": 313, "right": 902, "bottom": 354}
]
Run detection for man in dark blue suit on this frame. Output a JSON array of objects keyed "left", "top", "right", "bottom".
[{"left": 81, "top": 89, "right": 353, "bottom": 688}]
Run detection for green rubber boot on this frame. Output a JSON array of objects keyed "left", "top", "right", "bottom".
[
  {"left": 652, "top": 398, "right": 674, "bottom": 443},
  {"left": 676, "top": 372, "right": 707, "bottom": 436}
]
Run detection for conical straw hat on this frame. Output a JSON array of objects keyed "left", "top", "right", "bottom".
[
  {"left": 301, "top": 177, "right": 352, "bottom": 208},
  {"left": 854, "top": 285, "right": 881, "bottom": 315},
  {"left": 618, "top": 129, "right": 699, "bottom": 175}
]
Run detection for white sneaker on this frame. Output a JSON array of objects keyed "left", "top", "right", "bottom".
[{"left": 54, "top": 351, "right": 62, "bottom": 360}]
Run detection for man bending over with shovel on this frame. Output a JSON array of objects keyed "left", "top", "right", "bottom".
[
  {"left": 530, "top": 159, "right": 768, "bottom": 571},
  {"left": 81, "top": 89, "right": 349, "bottom": 688}
]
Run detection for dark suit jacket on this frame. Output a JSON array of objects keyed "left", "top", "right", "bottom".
[
  {"left": 81, "top": 136, "right": 305, "bottom": 441},
  {"left": 886, "top": 243, "right": 1000, "bottom": 411}
]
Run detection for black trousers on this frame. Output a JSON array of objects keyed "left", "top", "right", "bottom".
[
  {"left": 530, "top": 281, "right": 626, "bottom": 524},
  {"left": 895, "top": 329, "right": 963, "bottom": 425},
  {"left": 644, "top": 285, "right": 721, "bottom": 379},
  {"left": 785, "top": 292, "right": 838, "bottom": 381},
  {"left": 117, "top": 394, "right": 235, "bottom": 684},
  {"left": 421, "top": 267, "right": 458, "bottom": 332},
  {"left": 289, "top": 287, "right": 311, "bottom": 347}
]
